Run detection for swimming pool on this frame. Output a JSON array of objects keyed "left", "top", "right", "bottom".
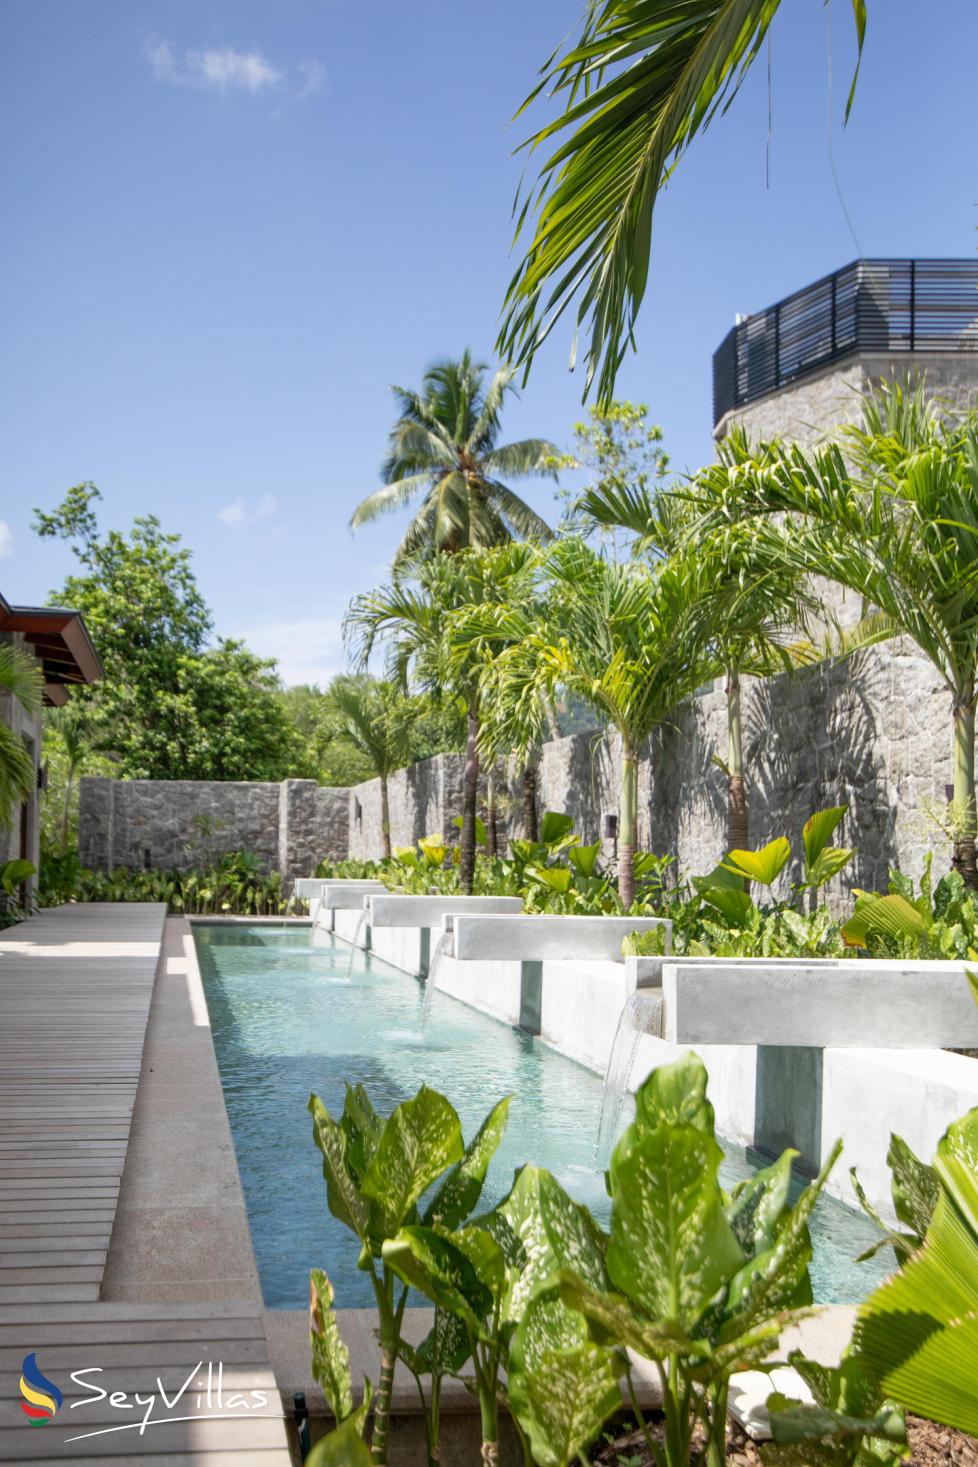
[{"left": 195, "top": 924, "right": 891, "bottom": 1309}]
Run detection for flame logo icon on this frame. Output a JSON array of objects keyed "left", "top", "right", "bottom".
[{"left": 19, "top": 1353, "right": 63, "bottom": 1425}]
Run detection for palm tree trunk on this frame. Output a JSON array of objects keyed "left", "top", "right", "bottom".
[
  {"left": 380, "top": 773, "right": 392, "bottom": 860},
  {"left": 522, "top": 746, "right": 540, "bottom": 841},
  {"left": 460, "top": 705, "right": 480, "bottom": 894},
  {"left": 951, "top": 696, "right": 977, "bottom": 889},
  {"left": 485, "top": 770, "right": 498, "bottom": 857},
  {"left": 726, "top": 666, "right": 748, "bottom": 852},
  {"left": 618, "top": 744, "right": 638, "bottom": 910}
]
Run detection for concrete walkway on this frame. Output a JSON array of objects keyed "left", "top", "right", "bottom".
[{"left": 0, "top": 905, "right": 292, "bottom": 1466}]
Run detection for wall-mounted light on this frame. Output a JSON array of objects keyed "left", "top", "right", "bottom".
[
  {"left": 603, "top": 813, "right": 618, "bottom": 839},
  {"left": 354, "top": 797, "right": 363, "bottom": 828}
]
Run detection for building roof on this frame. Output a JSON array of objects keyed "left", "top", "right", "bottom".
[{"left": 0, "top": 591, "right": 103, "bottom": 706}]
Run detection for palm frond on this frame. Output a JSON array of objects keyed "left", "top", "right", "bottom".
[{"left": 500, "top": 0, "right": 866, "bottom": 403}]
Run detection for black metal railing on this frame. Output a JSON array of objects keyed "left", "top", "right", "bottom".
[{"left": 713, "top": 258, "right": 978, "bottom": 425}]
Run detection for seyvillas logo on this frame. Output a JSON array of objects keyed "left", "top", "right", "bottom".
[{"left": 19, "top": 1354, "right": 63, "bottom": 1425}]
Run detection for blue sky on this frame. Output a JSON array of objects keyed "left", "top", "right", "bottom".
[{"left": 1, "top": 0, "right": 975, "bottom": 685}]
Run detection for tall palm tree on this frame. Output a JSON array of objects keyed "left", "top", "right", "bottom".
[
  {"left": 479, "top": 540, "right": 726, "bottom": 906},
  {"left": 499, "top": 1, "right": 867, "bottom": 403},
  {"left": 329, "top": 676, "right": 412, "bottom": 859},
  {"left": 0, "top": 643, "right": 42, "bottom": 833},
  {"left": 350, "top": 353, "right": 557, "bottom": 567},
  {"left": 344, "top": 545, "right": 538, "bottom": 890},
  {"left": 689, "top": 381, "right": 978, "bottom": 886}
]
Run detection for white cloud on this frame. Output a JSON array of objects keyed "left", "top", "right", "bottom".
[
  {"left": 146, "top": 38, "right": 324, "bottom": 99},
  {"left": 235, "top": 615, "right": 348, "bottom": 689},
  {"left": 0, "top": 521, "right": 11, "bottom": 557},
  {"left": 217, "top": 495, "right": 279, "bottom": 528}
]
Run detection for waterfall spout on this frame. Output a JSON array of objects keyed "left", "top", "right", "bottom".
[
  {"left": 421, "top": 929, "right": 452, "bottom": 1027},
  {"left": 595, "top": 989, "right": 664, "bottom": 1165}
]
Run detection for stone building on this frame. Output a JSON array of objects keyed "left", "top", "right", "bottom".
[{"left": 0, "top": 590, "right": 101, "bottom": 900}]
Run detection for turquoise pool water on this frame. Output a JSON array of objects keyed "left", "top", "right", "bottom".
[{"left": 195, "top": 924, "right": 891, "bottom": 1309}]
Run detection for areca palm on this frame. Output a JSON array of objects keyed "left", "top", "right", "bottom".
[
  {"left": 329, "top": 676, "right": 412, "bottom": 859},
  {"left": 344, "top": 545, "right": 538, "bottom": 890},
  {"left": 351, "top": 353, "right": 557, "bottom": 567},
  {"left": 499, "top": 0, "right": 867, "bottom": 403},
  {"left": 582, "top": 445, "right": 816, "bottom": 850},
  {"left": 477, "top": 539, "right": 726, "bottom": 906},
  {"left": 0, "top": 643, "right": 43, "bottom": 832},
  {"left": 689, "top": 381, "right": 978, "bottom": 885}
]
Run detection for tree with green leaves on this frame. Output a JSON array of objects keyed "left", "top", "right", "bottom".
[
  {"left": 350, "top": 353, "right": 557, "bottom": 567},
  {"left": 0, "top": 643, "right": 42, "bottom": 833},
  {"left": 34, "top": 484, "right": 298, "bottom": 781},
  {"left": 345, "top": 545, "right": 538, "bottom": 892},
  {"left": 688, "top": 381, "right": 978, "bottom": 887},
  {"left": 474, "top": 539, "right": 727, "bottom": 906},
  {"left": 329, "top": 677, "right": 413, "bottom": 858},
  {"left": 500, "top": 0, "right": 867, "bottom": 402},
  {"left": 551, "top": 400, "right": 669, "bottom": 554}
]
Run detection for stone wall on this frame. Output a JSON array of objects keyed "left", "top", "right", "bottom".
[{"left": 79, "top": 777, "right": 348, "bottom": 881}]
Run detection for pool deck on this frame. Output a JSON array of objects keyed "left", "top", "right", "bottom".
[{"left": 0, "top": 904, "right": 292, "bottom": 1466}]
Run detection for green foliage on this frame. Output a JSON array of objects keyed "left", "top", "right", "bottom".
[
  {"left": 37, "top": 849, "right": 295, "bottom": 916},
  {"left": 842, "top": 856, "right": 978, "bottom": 959},
  {"left": 0, "top": 642, "right": 43, "bottom": 832},
  {"left": 851, "top": 1133, "right": 939, "bottom": 1267},
  {"left": 551, "top": 402, "right": 669, "bottom": 550},
  {"left": 349, "top": 352, "right": 556, "bottom": 568},
  {"left": 33, "top": 484, "right": 298, "bottom": 780},
  {"left": 563, "top": 1054, "right": 837, "bottom": 1467},
  {"left": 762, "top": 1351, "right": 906, "bottom": 1467}
]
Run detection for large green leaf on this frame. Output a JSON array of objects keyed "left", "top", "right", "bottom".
[
  {"left": 497, "top": 1165, "right": 609, "bottom": 1325},
  {"left": 722, "top": 838, "right": 791, "bottom": 888},
  {"left": 403, "top": 1306, "right": 471, "bottom": 1379},
  {"left": 607, "top": 1120, "right": 743, "bottom": 1330},
  {"left": 802, "top": 807, "right": 848, "bottom": 868},
  {"left": 633, "top": 1052, "right": 715, "bottom": 1135},
  {"left": 423, "top": 1095, "right": 511, "bottom": 1231},
  {"left": 340, "top": 1084, "right": 384, "bottom": 1186},
  {"left": 305, "top": 1393, "right": 373, "bottom": 1467},
  {"left": 888, "top": 1132, "right": 939, "bottom": 1240},
  {"left": 540, "top": 810, "right": 575, "bottom": 846},
  {"left": 803, "top": 846, "right": 854, "bottom": 891},
  {"left": 841, "top": 892, "right": 930, "bottom": 949},
  {"left": 854, "top": 1112, "right": 978, "bottom": 1434},
  {"left": 309, "top": 1269, "right": 354, "bottom": 1424},
  {"left": 725, "top": 1149, "right": 796, "bottom": 1260},
  {"left": 559, "top": 1271, "right": 700, "bottom": 1359},
  {"left": 361, "top": 1086, "right": 463, "bottom": 1240},
  {"left": 568, "top": 841, "right": 602, "bottom": 878},
  {"left": 507, "top": 1287, "right": 622, "bottom": 1467},
  {"left": 309, "top": 1094, "right": 368, "bottom": 1240},
  {"left": 381, "top": 1226, "right": 493, "bottom": 1335},
  {"left": 526, "top": 864, "right": 573, "bottom": 894}
]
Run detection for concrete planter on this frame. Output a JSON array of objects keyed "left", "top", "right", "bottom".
[
  {"left": 367, "top": 894, "right": 524, "bottom": 979},
  {"left": 451, "top": 912, "right": 671, "bottom": 963}
]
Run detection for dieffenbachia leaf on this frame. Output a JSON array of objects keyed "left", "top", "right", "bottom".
[
  {"left": 309, "top": 1094, "right": 368, "bottom": 1240},
  {"left": 497, "top": 1165, "right": 609, "bottom": 1325},
  {"left": 309, "top": 1268, "right": 354, "bottom": 1423},
  {"left": 362, "top": 1086, "right": 463, "bottom": 1241},
  {"left": 507, "top": 1287, "right": 622, "bottom": 1467},
  {"left": 382, "top": 1225, "right": 493, "bottom": 1336},
  {"left": 423, "top": 1095, "right": 512, "bottom": 1231}
]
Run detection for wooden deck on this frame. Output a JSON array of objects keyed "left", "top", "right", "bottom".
[{"left": 0, "top": 905, "right": 293, "bottom": 1464}]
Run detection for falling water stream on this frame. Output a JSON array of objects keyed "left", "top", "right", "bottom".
[
  {"left": 595, "top": 989, "right": 665, "bottom": 1166},
  {"left": 421, "top": 929, "right": 452, "bottom": 1028}
]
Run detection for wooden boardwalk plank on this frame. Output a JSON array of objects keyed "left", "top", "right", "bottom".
[{"left": 0, "top": 906, "right": 292, "bottom": 1462}]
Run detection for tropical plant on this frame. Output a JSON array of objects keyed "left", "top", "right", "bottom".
[
  {"left": 329, "top": 677, "right": 413, "bottom": 859},
  {"left": 561, "top": 1052, "right": 840, "bottom": 1467},
  {"left": 689, "top": 381, "right": 978, "bottom": 887},
  {"left": 0, "top": 641, "right": 43, "bottom": 831},
  {"left": 499, "top": 0, "right": 867, "bottom": 403},
  {"left": 841, "top": 854, "right": 978, "bottom": 959},
  {"left": 551, "top": 400, "right": 669, "bottom": 553},
  {"left": 349, "top": 353, "right": 557, "bottom": 568},
  {"left": 307, "top": 1082, "right": 511, "bottom": 1465},
  {"left": 37, "top": 850, "right": 296, "bottom": 916},
  {"left": 464, "top": 539, "right": 730, "bottom": 907},
  {"left": 345, "top": 545, "right": 539, "bottom": 893},
  {"left": 585, "top": 458, "right": 817, "bottom": 851}
]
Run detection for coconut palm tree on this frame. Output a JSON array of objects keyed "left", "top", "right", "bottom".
[
  {"left": 0, "top": 643, "right": 42, "bottom": 833},
  {"left": 479, "top": 540, "right": 727, "bottom": 906},
  {"left": 329, "top": 676, "right": 412, "bottom": 859},
  {"left": 688, "top": 381, "right": 978, "bottom": 886},
  {"left": 350, "top": 353, "right": 558, "bottom": 567},
  {"left": 499, "top": 0, "right": 867, "bottom": 403},
  {"left": 344, "top": 545, "right": 538, "bottom": 891}
]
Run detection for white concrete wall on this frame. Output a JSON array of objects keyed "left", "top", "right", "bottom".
[
  {"left": 430, "top": 951, "right": 524, "bottom": 1028},
  {"left": 370, "top": 924, "right": 425, "bottom": 976}
]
